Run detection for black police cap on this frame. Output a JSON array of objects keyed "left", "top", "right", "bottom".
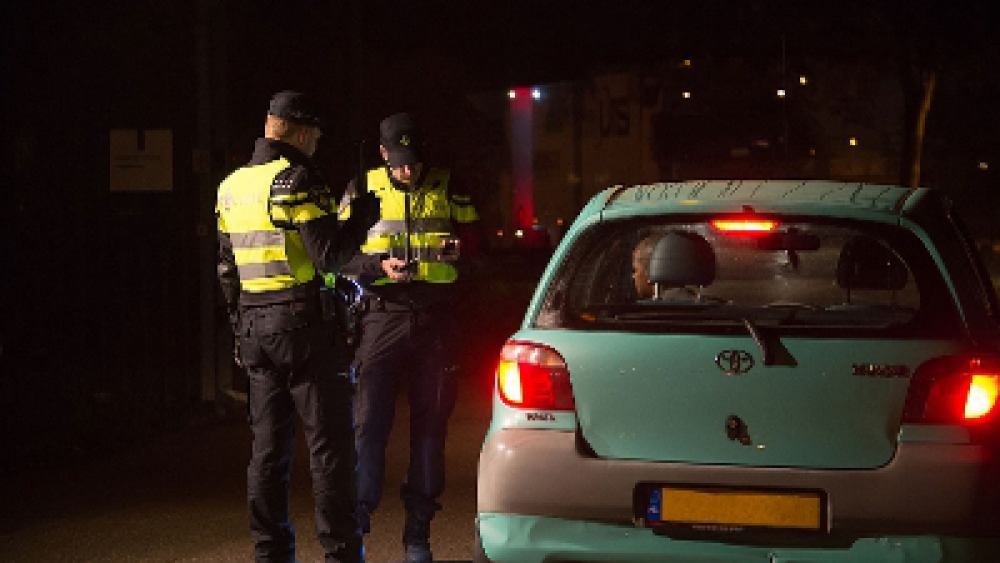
[
  {"left": 268, "top": 91, "right": 322, "bottom": 128},
  {"left": 379, "top": 112, "right": 424, "bottom": 167}
]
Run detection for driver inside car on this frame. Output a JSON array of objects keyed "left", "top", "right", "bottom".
[{"left": 632, "top": 231, "right": 716, "bottom": 302}]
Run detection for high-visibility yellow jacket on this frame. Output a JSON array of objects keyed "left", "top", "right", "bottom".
[
  {"left": 216, "top": 138, "right": 366, "bottom": 307},
  {"left": 342, "top": 166, "right": 479, "bottom": 284}
]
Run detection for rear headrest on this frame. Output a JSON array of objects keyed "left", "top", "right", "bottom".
[
  {"left": 836, "top": 236, "right": 908, "bottom": 290},
  {"left": 648, "top": 231, "right": 716, "bottom": 287}
]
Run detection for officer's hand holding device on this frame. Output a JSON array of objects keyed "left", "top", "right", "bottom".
[
  {"left": 382, "top": 256, "right": 416, "bottom": 282},
  {"left": 393, "top": 259, "right": 419, "bottom": 273},
  {"left": 438, "top": 238, "right": 461, "bottom": 262}
]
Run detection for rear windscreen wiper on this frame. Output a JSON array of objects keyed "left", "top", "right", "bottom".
[{"left": 741, "top": 317, "right": 773, "bottom": 366}]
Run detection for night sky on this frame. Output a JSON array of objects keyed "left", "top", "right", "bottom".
[{"left": 8, "top": 1, "right": 999, "bottom": 145}]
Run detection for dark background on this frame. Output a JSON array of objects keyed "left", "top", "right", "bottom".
[{"left": 3, "top": 0, "right": 999, "bottom": 468}]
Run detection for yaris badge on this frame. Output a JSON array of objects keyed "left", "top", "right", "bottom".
[{"left": 716, "top": 350, "right": 754, "bottom": 375}]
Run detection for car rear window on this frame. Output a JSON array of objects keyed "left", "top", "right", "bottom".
[{"left": 535, "top": 216, "right": 963, "bottom": 337}]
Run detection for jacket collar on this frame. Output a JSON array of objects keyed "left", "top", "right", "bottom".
[{"left": 249, "top": 137, "right": 310, "bottom": 167}]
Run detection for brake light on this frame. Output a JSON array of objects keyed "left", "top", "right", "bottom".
[
  {"left": 710, "top": 218, "right": 779, "bottom": 236},
  {"left": 904, "top": 356, "right": 1000, "bottom": 423},
  {"left": 967, "top": 375, "right": 999, "bottom": 419},
  {"left": 496, "top": 342, "right": 575, "bottom": 410}
]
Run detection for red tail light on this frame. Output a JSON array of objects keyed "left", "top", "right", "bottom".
[
  {"left": 903, "top": 355, "right": 1000, "bottom": 423},
  {"left": 496, "top": 342, "right": 575, "bottom": 410}
]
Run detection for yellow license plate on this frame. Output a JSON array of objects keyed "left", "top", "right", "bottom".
[{"left": 657, "top": 486, "right": 824, "bottom": 531}]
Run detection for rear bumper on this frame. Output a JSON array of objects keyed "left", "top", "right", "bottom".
[
  {"left": 477, "top": 429, "right": 1000, "bottom": 538},
  {"left": 476, "top": 513, "right": 1000, "bottom": 563}
]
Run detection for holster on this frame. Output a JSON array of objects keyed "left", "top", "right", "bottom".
[{"left": 320, "top": 276, "right": 364, "bottom": 350}]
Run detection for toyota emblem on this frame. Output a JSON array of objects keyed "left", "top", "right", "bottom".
[{"left": 715, "top": 350, "right": 754, "bottom": 375}]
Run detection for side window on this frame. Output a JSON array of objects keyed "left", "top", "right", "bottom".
[
  {"left": 571, "top": 233, "right": 641, "bottom": 306},
  {"left": 949, "top": 212, "right": 1000, "bottom": 321}
]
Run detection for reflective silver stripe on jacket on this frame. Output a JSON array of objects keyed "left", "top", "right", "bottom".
[
  {"left": 368, "top": 218, "right": 452, "bottom": 235},
  {"left": 229, "top": 230, "right": 286, "bottom": 249},
  {"left": 237, "top": 261, "right": 293, "bottom": 279}
]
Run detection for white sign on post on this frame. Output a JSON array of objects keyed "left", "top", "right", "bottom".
[{"left": 110, "top": 129, "right": 173, "bottom": 192}]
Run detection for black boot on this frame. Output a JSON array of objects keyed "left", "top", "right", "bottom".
[{"left": 402, "top": 513, "right": 432, "bottom": 563}]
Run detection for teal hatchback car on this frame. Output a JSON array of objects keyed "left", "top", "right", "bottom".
[{"left": 475, "top": 181, "right": 1000, "bottom": 563}]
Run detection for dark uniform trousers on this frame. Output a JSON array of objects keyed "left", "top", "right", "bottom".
[
  {"left": 352, "top": 301, "right": 459, "bottom": 529},
  {"left": 239, "top": 299, "right": 360, "bottom": 563}
]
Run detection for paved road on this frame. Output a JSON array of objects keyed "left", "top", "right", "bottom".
[
  {"left": 0, "top": 252, "right": 542, "bottom": 563},
  {"left": 0, "top": 374, "right": 494, "bottom": 563}
]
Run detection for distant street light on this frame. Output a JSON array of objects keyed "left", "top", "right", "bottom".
[{"left": 777, "top": 89, "right": 786, "bottom": 98}]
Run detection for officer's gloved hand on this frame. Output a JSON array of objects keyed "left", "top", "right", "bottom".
[{"left": 351, "top": 191, "right": 381, "bottom": 232}]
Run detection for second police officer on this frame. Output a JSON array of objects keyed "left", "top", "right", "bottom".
[{"left": 338, "top": 112, "right": 485, "bottom": 563}]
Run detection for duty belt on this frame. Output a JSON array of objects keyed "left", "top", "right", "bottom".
[
  {"left": 362, "top": 295, "right": 427, "bottom": 313},
  {"left": 242, "top": 297, "right": 318, "bottom": 315}
]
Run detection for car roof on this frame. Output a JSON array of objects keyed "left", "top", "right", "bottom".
[{"left": 591, "top": 180, "right": 925, "bottom": 223}]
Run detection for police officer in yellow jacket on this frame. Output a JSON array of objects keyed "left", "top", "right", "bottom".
[
  {"left": 338, "top": 113, "right": 484, "bottom": 563},
  {"left": 216, "top": 91, "right": 379, "bottom": 563}
]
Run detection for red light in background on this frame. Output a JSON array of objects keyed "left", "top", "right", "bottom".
[{"left": 510, "top": 87, "right": 534, "bottom": 229}]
